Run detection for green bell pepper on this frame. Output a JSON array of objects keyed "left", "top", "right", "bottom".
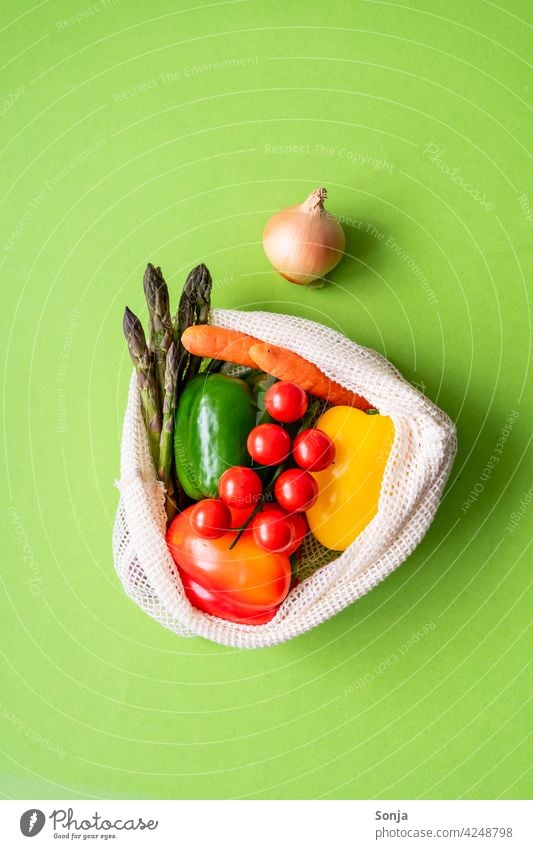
[
  {"left": 244, "top": 371, "right": 277, "bottom": 425},
  {"left": 174, "top": 373, "right": 258, "bottom": 500}
]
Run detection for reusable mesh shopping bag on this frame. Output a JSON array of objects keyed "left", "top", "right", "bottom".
[{"left": 113, "top": 309, "right": 456, "bottom": 648}]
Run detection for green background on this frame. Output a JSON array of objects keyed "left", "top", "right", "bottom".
[{"left": 1, "top": 0, "right": 531, "bottom": 800}]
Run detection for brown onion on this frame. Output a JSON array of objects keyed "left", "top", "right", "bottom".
[{"left": 263, "top": 188, "right": 345, "bottom": 285}]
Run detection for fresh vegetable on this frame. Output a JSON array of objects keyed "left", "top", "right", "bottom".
[
  {"left": 181, "top": 324, "right": 260, "bottom": 368},
  {"left": 218, "top": 466, "right": 263, "bottom": 510},
  {"left": 306, "top": 406, "right": 395, "bottom": 551},
  {"left": 174, "top": 373, "right": 257, "bottom": 500},
  {"left": 179, "top": 573, "right": 279, "bottom": 625},
  {"left": 123, "top": 262, "right": 214, "bottom": 520},
  {"left": 174, "top": 264, "right": 213, "bottom": 386},
  {"left": 158, "top": 341, "right": 182, "bottom": 518},
  {"left": 262, "top": 504, "right": 308, "bottom": 557},
  {"left": 166, "top": 506, "right": 291, "bottom": 624},
  {"left": 249, "top": 342, "right": 371, "bottom": 410},
  {"left": 251, "top": 507, "right": 294, "bottom": 553},
  {"left": 292, "top": 428, "right": 336, "bottom": 472},
  {"left": 247, "top": 423, "right": 291, "bottom": 467},
  {"left": 244, "top": 371, "right": 277, "bottom": 425},
  {"left": 274, "top": 468, "right": 319, "bottom": 513},
  {"left": 123, "top": 306, "right": 162, "bottom": 467},
  {"left": 190, "top": 499, "right": 231, "bottom": 539},
  {"left": 264, "top": 380, "right": 308, "bottom": 423},
  {"left": 144, "top": 263, "right": 173, "bottom": 404},
  {"left": 263, "top": 188, "right": 345, "bottom": 286}
]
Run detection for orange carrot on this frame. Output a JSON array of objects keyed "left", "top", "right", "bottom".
[
  {"left": 248, "top": 342, "right": 371, "bottom": 410},
  {"left": 181, "top": 325, "right": 260, "bottom": 368}
]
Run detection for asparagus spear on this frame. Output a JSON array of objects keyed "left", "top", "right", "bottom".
[
  {"left": 158, "top": 341, "right": 185, "bottom": 520},
  {"left": 173, "top": 263, "right": 212, "bottom": 387},
  {"left": 123, "top": 306, "right": 162, "bottom": 468},
  {"left": 187, "top": 263, "right": 212, "bottom": 381},
  {"left": 143, "top": 263, "right": 173, "bottom": 403},
  {"left": 193, "top": 263, "right": 212, "bottom": 324}
]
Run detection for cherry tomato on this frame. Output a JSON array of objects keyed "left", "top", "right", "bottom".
[
  {"left": 190, "top": 499, "right": 232, "bottom": 539},
  {"left": 251, "top": 507, "right": 295, "bottom": 553},
  {"left": 262, "top": 503, "right": 308, "bottom": 555},
  {"left": 264, "top": 381, "right": 308, "bottom": 423},
  {"left": 218, "top": 466, "right": 263, "bottom": 509},
  {"left": 274, "top": 468, "right": 319, "bottom": 512},
  {"left": 292, "top": 428, "right": 336, "bottom": 472},
  {"left": 247, "top": 423, "right": 291, "bottom": 467}
]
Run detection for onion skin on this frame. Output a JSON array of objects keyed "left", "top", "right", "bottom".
[{"left": 263, "top": 188, "right": 345, "bottom": 285}]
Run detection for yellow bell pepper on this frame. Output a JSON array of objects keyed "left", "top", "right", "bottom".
[{"left": 306, "top": 406, "right": 395, "bottom": 551}]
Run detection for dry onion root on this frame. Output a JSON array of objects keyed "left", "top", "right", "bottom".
[{"left": 262, "top": 188, "right": 346, "bottom": 286}]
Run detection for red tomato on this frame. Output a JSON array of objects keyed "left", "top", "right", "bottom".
[
  {"left": 251, "top": 507, "right": 294, "bottom": 553},
  {"left": 247, "top": 423, "right": 291, "bottom": 466},
  {"left": 264, "top": 381, "right": 308, "bottom": 423},
  {"left": 218, "top": 466, "right": 263, "bottom": 509},
  {"left": 166, "top": 507, "right": 291, "bottom": 620},
  {"left": 262, "top": 503, "right": 308, "bottom": 555},
  {"left": 292, "top": 428, "right": 336, "bottom": 472},
  {"left": 274, "top": 468, "right": 319, "bottom": 512},
  {"left": 190, "top": 499, "right": 231, "bottom": 539}
]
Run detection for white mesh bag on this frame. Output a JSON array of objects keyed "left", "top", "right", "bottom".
[{"left": 113, "top": 309, "right": 456, "bottom": 648}]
